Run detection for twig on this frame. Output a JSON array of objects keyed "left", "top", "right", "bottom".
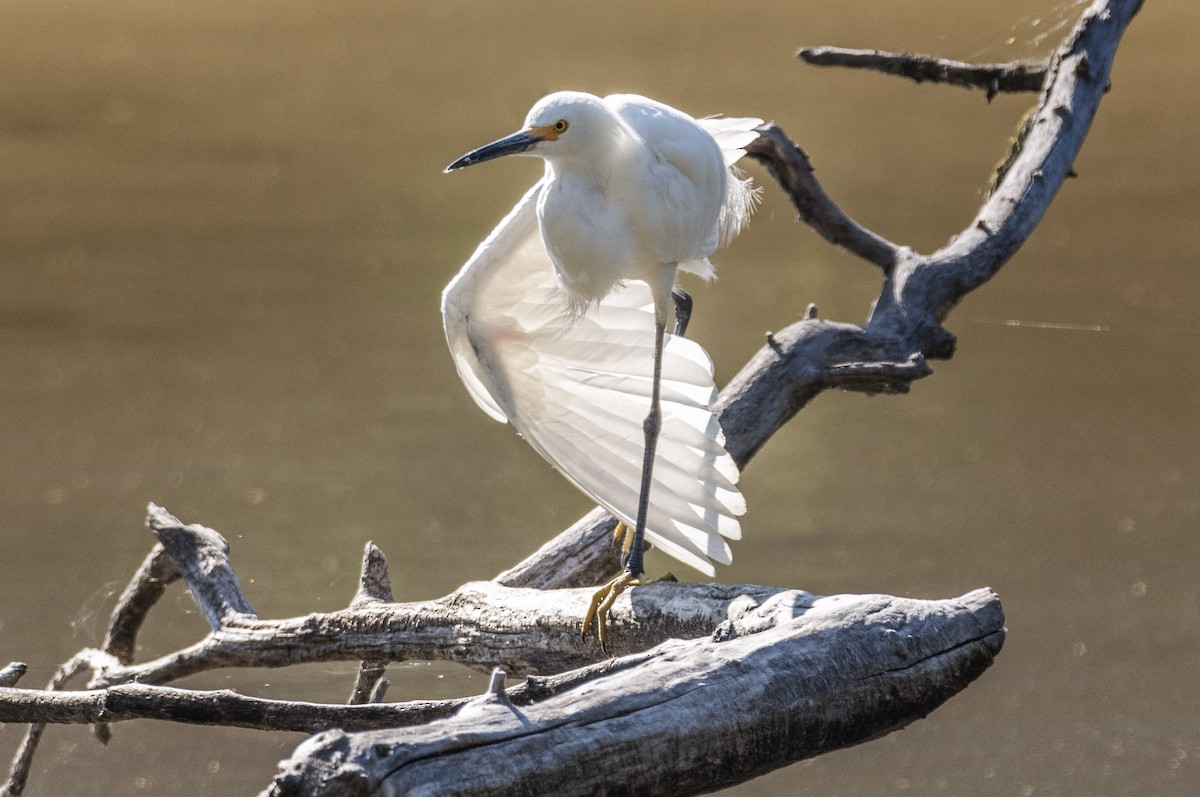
[
  {"left": 0, "top": 664, "right": 26, "bottom": 689},
  {"left": 2, "top": 655, "right": 88, "bottom": 797},
  {"left": 799, "top": 47, "right": 1048, "bottom": 99},
  {"left": 0, "top": 682, "right": 457, "bottom": 733},
  {"left": 101, "top": 544, "right": 181, "bottom": 665},
  {"left": 93, "top": 541, "right": 182, "bottom": 745},
  {"left": 347, "top": 543, "right": 394, "bottom": 705},
  {"left": 146, "top": 503, "right": 256, "bottom": 629},
  {"left": 746, "top": 129, "right": 902, "bottom": 273},
  {"left": 826, "top": 353, "right": 932, "bottom": 394}
]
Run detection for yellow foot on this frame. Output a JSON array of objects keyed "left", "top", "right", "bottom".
[{"left": 582, "top": 571, "right": 641, "bottom": 651}]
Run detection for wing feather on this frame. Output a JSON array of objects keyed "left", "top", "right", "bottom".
[{"left": 441, "top": 180, "right": 744, "bottom": 575}]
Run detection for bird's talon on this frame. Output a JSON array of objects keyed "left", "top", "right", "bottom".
[{"left": 582, "top": 571, "right": 641, "bottom": 650}]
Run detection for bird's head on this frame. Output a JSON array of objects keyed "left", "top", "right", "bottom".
[{"left": 445, "top": 91, "right": 616, "bottom": 173}]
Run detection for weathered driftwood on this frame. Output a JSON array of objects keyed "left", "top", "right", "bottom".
[
  {"left": 0, "top": 0, "right": 1141, "bottom": 794},
  {"left": 265, "top": 589, "right": 1003, "bottom": 797},
  {"left": 0, "top": 506, "right": 1004, "bottom": 796},
  {"left": 62, "top": 507, "right": 802, "bottom": 683},
  {"left": 0, "top": 532, "right": 1003, "bottom": 743}
]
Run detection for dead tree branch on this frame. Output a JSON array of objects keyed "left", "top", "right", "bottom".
[
  {"left": 347, "top": 543, "right": 395, "bottom": 706},
  {"left": 0, "top": 665, "right": 26, "bottom": 689},
  {"left": 101, "top": 544, "right": 180, "bottom": 664},
  {"left": 2, "top": 508, "right": 1004, "bottom": 796},
  {"left": 0, "top": 682, "right": 458, "bottom": 733},
  {"left": 744, "top": 130, "right": 903, "bottom": 273},
  {"left": 85, "top": 508, "right": 797, "bottom": 683},
  {"left": 265, "top": 589, "right": 1003, "bottom": 797},
  {"left": 798, "top": 46, "right": 1048, "bottom": 99}
]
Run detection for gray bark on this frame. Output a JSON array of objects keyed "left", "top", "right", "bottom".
[
  {"left": 798, "top": 47, "right": 1048, "bottom": 98},
  {"left": 265, "top": 589, "right": 1003, "bottom": 797}
]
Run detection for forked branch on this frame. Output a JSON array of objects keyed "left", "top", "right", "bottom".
[{"left": 2, "top": 508, "right": 1004, "bottom": 797}]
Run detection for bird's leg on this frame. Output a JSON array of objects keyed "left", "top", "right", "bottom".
[
  {"left": 626, "top": 316, "right": 662, "bottom": 578},
  {"left": 671, "top": 287, "right": 693, "bottom": 337},
  {"left": 583, "top": 315, "right": 666, "bottom": 649}
]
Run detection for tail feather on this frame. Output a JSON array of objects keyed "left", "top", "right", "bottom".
[{"left": 699, "top": 116, "right": 763, "bottom": 248}]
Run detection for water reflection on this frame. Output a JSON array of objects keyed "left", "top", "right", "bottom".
[{"left": 1, "top": 1, "right": 1197, "bottom": 794}]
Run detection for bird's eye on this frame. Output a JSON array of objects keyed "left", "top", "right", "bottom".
[{"left": 553, "top": 119, "right": 569, "bottom": 133}]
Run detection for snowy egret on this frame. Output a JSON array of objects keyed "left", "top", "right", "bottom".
[{"left": 443, "top": 91, "right": 760, "bottom": 643}]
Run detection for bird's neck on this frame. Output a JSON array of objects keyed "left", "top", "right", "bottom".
[{"left": 542, "top": 125, "right": 635, "bottom": 187}]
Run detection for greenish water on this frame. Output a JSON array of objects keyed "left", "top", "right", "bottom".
[{"left": 1, "top": 1, "right": 1197, "bottom": 793}]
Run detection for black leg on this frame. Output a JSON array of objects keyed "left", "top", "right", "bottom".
[
  {"left": 671, "top": 287, "right": 693, "bottom": 337},
  {"left": 624, "top": 316, "right": 665, "bottom": 578}
]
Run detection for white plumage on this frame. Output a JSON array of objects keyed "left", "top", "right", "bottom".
[{"left": 443, "top": 91, "right": 759, "bottom": 577}]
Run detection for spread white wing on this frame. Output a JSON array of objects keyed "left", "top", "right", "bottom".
[{"left": 442, "top": 181, "right": 744, "bottom": 576}]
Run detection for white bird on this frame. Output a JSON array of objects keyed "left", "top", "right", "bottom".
[{"left": 443, "top": 91, "right": 760, "bottom": 643}]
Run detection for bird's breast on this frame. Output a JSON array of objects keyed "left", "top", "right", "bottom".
[{"left": 537, "top": 174, "right": 636, "bottom": 307}]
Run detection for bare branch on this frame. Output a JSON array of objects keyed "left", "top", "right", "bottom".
[
  {"left": 746, "top": 126, "right": 903, "bottom": 273},
  {"left": 90, "top": 538, "right": 185, "bottom": 746},
  {"left": 348, "top": 542, "right": 394, "bottom": 705},
  {"left": 146, "top": 503, "right": 256, "bottom": 629},
  {"left": 916, "top": 0, "right": 1141, "bottom": 316},
  {"left": 87, "top": 577, "right": 791, "bottom": 687},
  {"left": 2, "top": 655, "right": 89, "bottom": 797},
  {"left": 799, "top": 46, "right": 1047, "bottom": 98},
  {"left": 101, "top": 544, "right": 180, "bottom": 665},
  {"left": 0, "top": 641, "right": 701, "bottom": 734},
  {"left": 0, "top": 682, "right": 457, "bottom": 733},
  {"left": 350, "top": 542, "right": 394, "bottom": 608},
  {"left": 827, "top": 353, "right": 932, "bottom": 394},
  {"left": 494, "top": 508, "right": 622, "bottom": 589},
  {"left": 0, "top": 665, "right": 26, "bottom": 689},
  {"left": 264, "top": 589, "right": 1004, "bottom": 796},
  {"left": 347, "top": 662, "right": 389, "bottom": 706}
]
